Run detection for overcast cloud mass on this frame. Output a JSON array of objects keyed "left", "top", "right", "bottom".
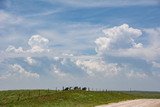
[{"left": 0, "top": 0, "right": 160, "bottom": 91}]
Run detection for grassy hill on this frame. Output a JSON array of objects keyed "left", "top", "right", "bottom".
[{"left": 0, "top": 90, "right": 160, "bottom": 107}]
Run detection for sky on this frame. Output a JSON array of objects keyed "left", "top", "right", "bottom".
[{"left": 0, "top": 0, "right": 160, "bottom": 91}]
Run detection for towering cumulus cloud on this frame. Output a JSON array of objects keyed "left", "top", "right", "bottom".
[
  {"left": 5, "top": 35, "right": 50, "bottom": 53},
  {"left": 28, "top": 35, "right": 49, "bottom": 53},
  {"left": 95, "top": 24, "right": 142, "bottom": 54}
]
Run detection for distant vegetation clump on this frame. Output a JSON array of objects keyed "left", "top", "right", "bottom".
[{"left": 63, "top": 86, "right": 87, "bottom": 91}]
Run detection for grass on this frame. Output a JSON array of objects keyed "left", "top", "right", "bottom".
[
  {"left": 0, "top": 90, "right": 160, "bottom": 107},
  {"left": 124, "top": 91, "right": 160, "bottom": 99}
]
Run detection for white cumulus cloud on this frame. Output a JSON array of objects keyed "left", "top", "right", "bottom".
[
  {"left": 95, "top": 24, "right": 142, "bottom": 54},
  {"left": 28, "top": 35, "right": 49, "bottom": 47},
  {"left": 5, "top": 35, "right": 50, "bottom": 54},
  {"left": 75, "top": 59, "right": 120, "bottom": 76},
  {"left": 51, "top": 65, "right": 67, "bottom": 77},
  {"left": 133, "top": 43, "right": 143, "bottom": 48},
  {"left": 11, "top": 64, "right": 39, "bottom": 79},
  {"left": 28, "top": 35, "right": 49, "bottom": 53},
  {"left": 113, "top": 28, "right": 160, "bottom": 62},
  {"left": 6, "top": 45, "right": 24, "bottom": 53},
  {"left": 95, "top": 37, "right": 111, "bottom": 53},
  {"left": 126, "top": 71, "right": 148, "bottom": 79},
  {"left": 25, "top": 57, "right": 37, "bottom": 66}
]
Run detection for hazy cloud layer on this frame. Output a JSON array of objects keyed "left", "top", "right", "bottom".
[
  {"left": 48, "top": 0, "right": 160, "bottom": 7},
  {"left": 1, "top": 24, "right": 160, "bottom": 81},
  {"left": 0, "top": 6, "right": 160, "bottom": 90},
  {"left": 0, "top": 0, "right": 160, "bottom": 91}
]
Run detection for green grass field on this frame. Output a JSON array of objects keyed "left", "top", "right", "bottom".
[{"left": 0, "top": 90, "right": 160, "bottom": 107}]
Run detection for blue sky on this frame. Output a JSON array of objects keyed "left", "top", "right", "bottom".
[{"left": 0, "top": 0, "right": 160, "bottom": 91}]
